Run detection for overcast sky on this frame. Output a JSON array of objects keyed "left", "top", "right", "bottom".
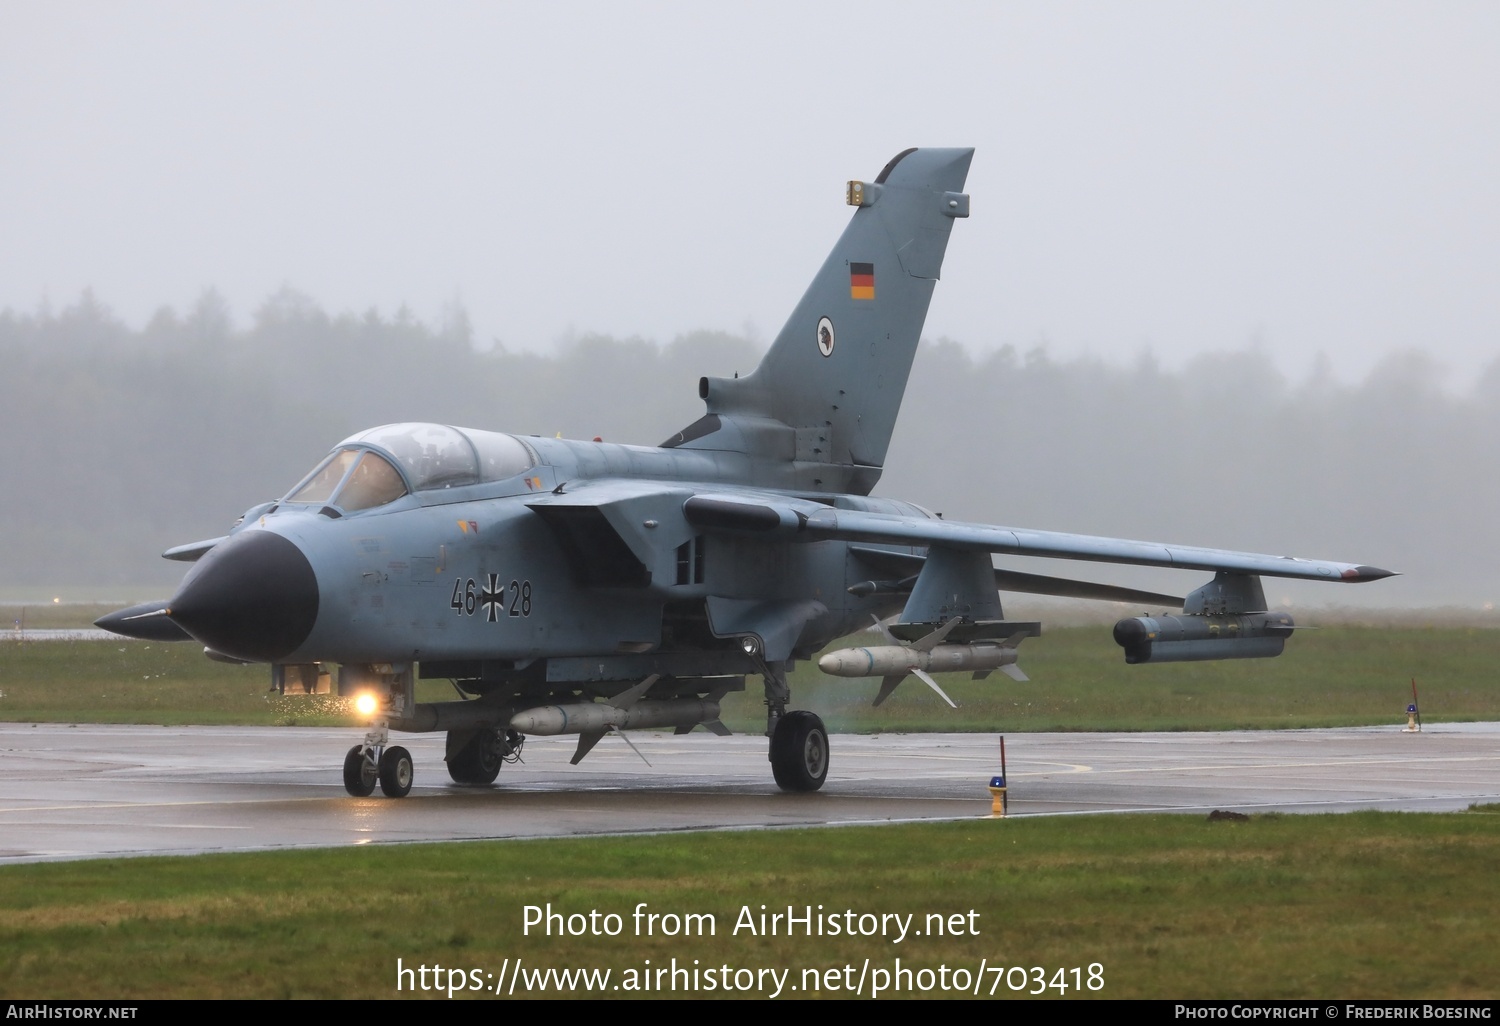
[{"left": 4, "top": 2, "right": 1497, "bottom": 385}]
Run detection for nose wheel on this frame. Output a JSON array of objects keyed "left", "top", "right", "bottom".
[
  {"left": 343, "top": 745, "right": 377, "bottom": 797},
  {"left": 378, "top": 746, "right": 413, "bottom": 797},
  {"left": 342, "top": 719, "right": 415, "bottom": 798}
]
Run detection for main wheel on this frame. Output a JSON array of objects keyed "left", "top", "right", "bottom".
[
  {"left": 343, "top": 745, "right": 377, "bottom": 797},
  {"left": 378, "top": 745, "right": 414, "bottom": 798},
  {"left": 446, "top": 727, "right": 503, "bottom": 785},
  {"left": 769, "top": 711, "right": 829, "bottom": 792}
]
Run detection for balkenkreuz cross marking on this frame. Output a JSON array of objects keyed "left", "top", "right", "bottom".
[{"left": 480, "top": 573, "right": 504, "bottom": 622}]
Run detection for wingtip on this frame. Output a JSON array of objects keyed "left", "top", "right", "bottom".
[{"left": 1343, "top": 565, "right": 1399, "bottom": 582}]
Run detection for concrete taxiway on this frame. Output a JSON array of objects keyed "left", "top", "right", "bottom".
[{"left": 1, "top": 722, "right": 1497, "bottom": 863}]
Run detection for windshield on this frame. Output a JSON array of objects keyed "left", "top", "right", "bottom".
[
  {"left": 286, "top": 449, "right": 360, "bottom": 505},
  {"left": 285, "top": 450, "right": 409, "bottom": 511},
  {"left": 337, "top": 451, "right": 408, "bottom": 510}
]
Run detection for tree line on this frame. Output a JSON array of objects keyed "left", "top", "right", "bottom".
[{"left": 3, "top": 288, "right": 1494, "bottom": 607}]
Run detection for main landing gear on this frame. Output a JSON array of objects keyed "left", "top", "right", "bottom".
[
  {"left": 769, "top": 710, "right": 829, "bottom": 792},
  {"left": 761, "top": 659, "right": 828, "bottom": 793},
  {"left": 445, "top": 726, "right": 524, "bottom": 786}
]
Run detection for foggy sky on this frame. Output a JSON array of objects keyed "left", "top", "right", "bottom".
[{"left": 3, "top": 2, "right": 1498, "bottom": 385}]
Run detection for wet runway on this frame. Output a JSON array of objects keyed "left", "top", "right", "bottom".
[{"left": 1, "top": 722, "right": 1496, "bottom": 863}]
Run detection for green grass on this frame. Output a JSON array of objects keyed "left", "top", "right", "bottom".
[
  {"left": 3, "top": 625, "right": 1497, "bottom": 731},
  {"left": 1, "top": 812, "right": 1496, "bottom": 999},
  {"left": 0, "top": 639, "right": 353, "bottom": 726}
]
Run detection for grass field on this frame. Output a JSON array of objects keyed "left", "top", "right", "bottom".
[
  {"left": 3, "top": 622, "right": 1497, "bottom": 732},
  {"left": 0, "top": 811, "right": 1496, "bottom": 999}
]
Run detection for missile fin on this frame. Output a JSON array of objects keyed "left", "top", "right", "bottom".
[
  {"left": 873, "top": 674, "right": 906, "bottom": 707},
  {"left": 971, "top": 670, "right": 992, "bottom": 681},
  {"left": 911, "top": 616, "right": 963, "bottom": 654},
  {"left": 570, "top": 729, "right": 607, "bottom": 765},
  {"left": 700, "top": 718, "right": 732, "bottom": 737},
  {"left": 1000, "top": 664, "right": 1029, "bottom": 682},
  {"left": 911, "top": 667, "right": 959, "bottom": 708},
  {"left": 611, "top": 673, "right": 661, "bottom": 710},
  {"left": 611, "top": 727, "right": 653, "bottom": 767}
]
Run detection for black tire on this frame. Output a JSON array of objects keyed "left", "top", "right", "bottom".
[
  {"left": 769, "top": 711, "right": 829, "bottom": 792},
  {"left": 343, "top": 745, "right": 377, "bottom": 797},
  {"left": 378, "top": 745, "right": 414, "bottom": 798},
  {"left": 446, "top": 728, "right": 503, "bottom": 785}
]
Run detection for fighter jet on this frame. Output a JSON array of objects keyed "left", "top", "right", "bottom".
[{"left": 98, "top": 147, "right": 1393, "bottom": 797}]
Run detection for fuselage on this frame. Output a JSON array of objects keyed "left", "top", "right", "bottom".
[{"left": 168, "top": 423, "right": 929, "bottom": 683}]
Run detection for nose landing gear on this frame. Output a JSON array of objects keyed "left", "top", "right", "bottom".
[
  {"left": 342, "top": 719, "right": 414, "bottom": 798},
  {"left": 339, "top": 662, "right": 417, "bottom": 798}
]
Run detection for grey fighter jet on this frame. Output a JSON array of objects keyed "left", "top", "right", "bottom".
[{"left": 98, "top": 148, "right": 1393, "bottom": 797}]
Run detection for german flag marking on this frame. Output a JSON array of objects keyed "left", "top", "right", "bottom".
[{"left": 850, "top": 262, "right": 875, "bottom": 300}]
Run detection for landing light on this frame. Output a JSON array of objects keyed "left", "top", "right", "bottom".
[{"left": 353, "top": 691, "right": 381, "bottom": 717}]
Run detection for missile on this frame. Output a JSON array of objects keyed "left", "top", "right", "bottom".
[
  {"left": 819, "top": 642, "right": 1025, "bottom": 680},
  {"left": 508, "top": 698, "right": 724, "bottom": 736},
  {"left": 1113, "top": 611, "right": 1295, "bottom": 664},
  {"left": 819, "top": 616, "right": 1030, "bottom": 708},
  {"left": 503, "top": 676, "right": 731, "bottom": 766},
  {"left": 510, "top": 696, "right": 728, "bottom": 767}
]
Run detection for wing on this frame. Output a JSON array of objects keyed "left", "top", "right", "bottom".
[{"left": 683, "top": 495, "right": 1395, "bottom": 584}]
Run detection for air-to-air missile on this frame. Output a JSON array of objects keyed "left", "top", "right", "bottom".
[
  {"left": 817, "top": 617, "right": 1030, "bottom": 708},
  {"left": 508, "top": 698, "right": 727, "bottom": 737},
  {"left": 818, "top": 639, "right": 1026, "bottom": 681},
  {"left": 506, "top": 676, "right": 731, "bottom": 766}
]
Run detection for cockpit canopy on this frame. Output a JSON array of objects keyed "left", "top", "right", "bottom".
[{"left": 283, "top": 423, "right": 536, "bottom": 512}]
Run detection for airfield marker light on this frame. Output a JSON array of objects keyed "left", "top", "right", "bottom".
[
  {"left": 988, "top": 736, "right": 1009, "bottom": 817},
  {"left": 1404, "top": 678, "right": 1422, "bottom": 733}
]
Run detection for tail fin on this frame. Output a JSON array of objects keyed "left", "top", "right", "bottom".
[{"left": 674, "top": 147, "right": 973, "bottom": 493}]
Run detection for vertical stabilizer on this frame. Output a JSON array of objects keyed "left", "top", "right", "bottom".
[{"left": 678, "top": 147, "right": 973, "bottom": 493}]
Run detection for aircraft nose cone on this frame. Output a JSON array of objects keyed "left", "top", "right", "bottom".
[{"left": 167, "top": 531, "right": 319, "bottom": 662}]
